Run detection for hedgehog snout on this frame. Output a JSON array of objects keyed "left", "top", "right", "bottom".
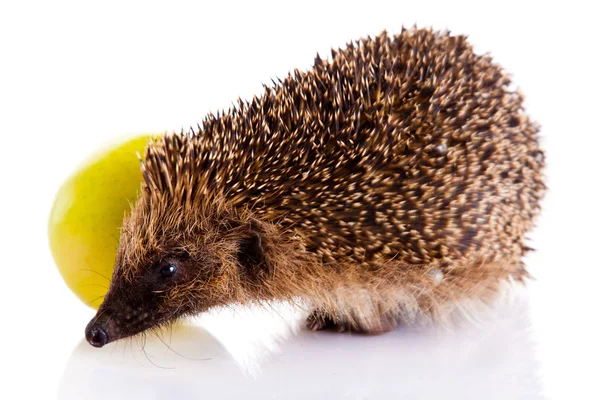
[
  {"left": 85, "top": 323, "right": 108, "bottom": 348},
  {"left": 85, "top": 313, "right": 112, "bottom": 348},
  {"left": 114, "top": 305, "right": 149, "bottom": 323},
  {"left": 85, "top": 303, "right": 154, "bottom": 348}
]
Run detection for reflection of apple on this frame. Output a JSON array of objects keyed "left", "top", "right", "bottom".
[{"left": 48, "top": 134, "right": 155, "bottom": 309}]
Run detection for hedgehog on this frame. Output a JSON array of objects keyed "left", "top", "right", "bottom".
[{"left": 85, "top": 28, "right": 545, "bottom": 348}]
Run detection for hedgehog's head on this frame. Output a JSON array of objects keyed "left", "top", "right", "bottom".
[{"left": 85, "top": 193, "right": 271, "bottom": 348}]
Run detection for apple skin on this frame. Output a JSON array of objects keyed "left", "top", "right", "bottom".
[{"left": 48, "top": 134, "right": 155, "bottom": 309}]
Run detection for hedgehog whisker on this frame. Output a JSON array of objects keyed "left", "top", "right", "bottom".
[
  {"left": 88, "top": 307, "right": 108, "bottom": 328},
  {"left": 139, "top": 332, "right": 175, "bottom": 369},
  {"left": 81, "top": 283, "right": 109, "bottom": 290},
  {"left": 89, "top": 295, "right": 105, "bottom": 305},
  {"left": 129, "top": 337, "right": 144, "bottom": 368},
  {"left": 152, "top": 327, "right": 211, "bottom": 361},
  {"left": 77, "top": 268, "right": 111, "bottom": 282}
]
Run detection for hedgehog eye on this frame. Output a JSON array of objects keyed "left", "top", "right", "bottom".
[{"left": 158, "top": 262, "right": 177, "bottom": 278}]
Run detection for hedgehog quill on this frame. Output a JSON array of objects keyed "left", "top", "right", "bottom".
[{"left": 85, "top": 28, "right": 545, "bottom": 347}]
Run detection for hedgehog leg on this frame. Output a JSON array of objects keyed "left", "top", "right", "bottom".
[
  {"left": 306, "top": 310, "right": 352, "bottom": 333},
  {"left": 306, "top": 307, "right": 398, "bottom": 334}
]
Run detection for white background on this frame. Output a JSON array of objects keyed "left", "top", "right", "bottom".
[{"left": 1, "top": 0, "right": 599, "bottom": 399}]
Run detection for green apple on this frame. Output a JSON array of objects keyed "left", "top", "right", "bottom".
[{"left": 48, "top": 134, "right": 156, "bottom": 309}]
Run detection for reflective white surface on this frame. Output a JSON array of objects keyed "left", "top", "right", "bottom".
[
  {"left": 58, "top": 297, "right": 544, "bottom": 399},
  {"left": 1, "top": 0, "right": 599, "bottom": 399}
]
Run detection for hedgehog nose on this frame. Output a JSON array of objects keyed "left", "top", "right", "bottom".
[{"left": 85, "top": 324, "right": 108, "bottom": 348}]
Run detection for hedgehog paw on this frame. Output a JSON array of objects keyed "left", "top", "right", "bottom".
[
  {"left": 306, "top": 311, "right": 352, "bottom": 333},
  {"left": 307, "top": 309, "right": 399, "bottom": 334}
]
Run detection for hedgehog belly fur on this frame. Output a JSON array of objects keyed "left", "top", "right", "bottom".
[{"left": 137, "top": 28, "right": 545, "bottom": 331}]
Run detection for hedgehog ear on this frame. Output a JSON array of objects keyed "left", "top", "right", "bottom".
[{"left": 238, "top": 228, "right": 267, "bottom": 271}]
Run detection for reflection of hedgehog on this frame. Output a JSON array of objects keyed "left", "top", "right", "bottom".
[{"left": 85, "top": 28, "right": 545, "bottom": 347}]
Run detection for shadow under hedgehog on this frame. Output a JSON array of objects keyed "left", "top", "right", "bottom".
[{"left": 85, "top": 28, "right": 545, "bottom": 348}]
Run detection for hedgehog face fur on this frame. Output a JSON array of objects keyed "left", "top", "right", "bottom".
[
  {"left": 85, "top": 197, "right": 274, "bottom": 347},
  {"left": 85, "top": 28, "right": 545, "bottom": 347}
]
